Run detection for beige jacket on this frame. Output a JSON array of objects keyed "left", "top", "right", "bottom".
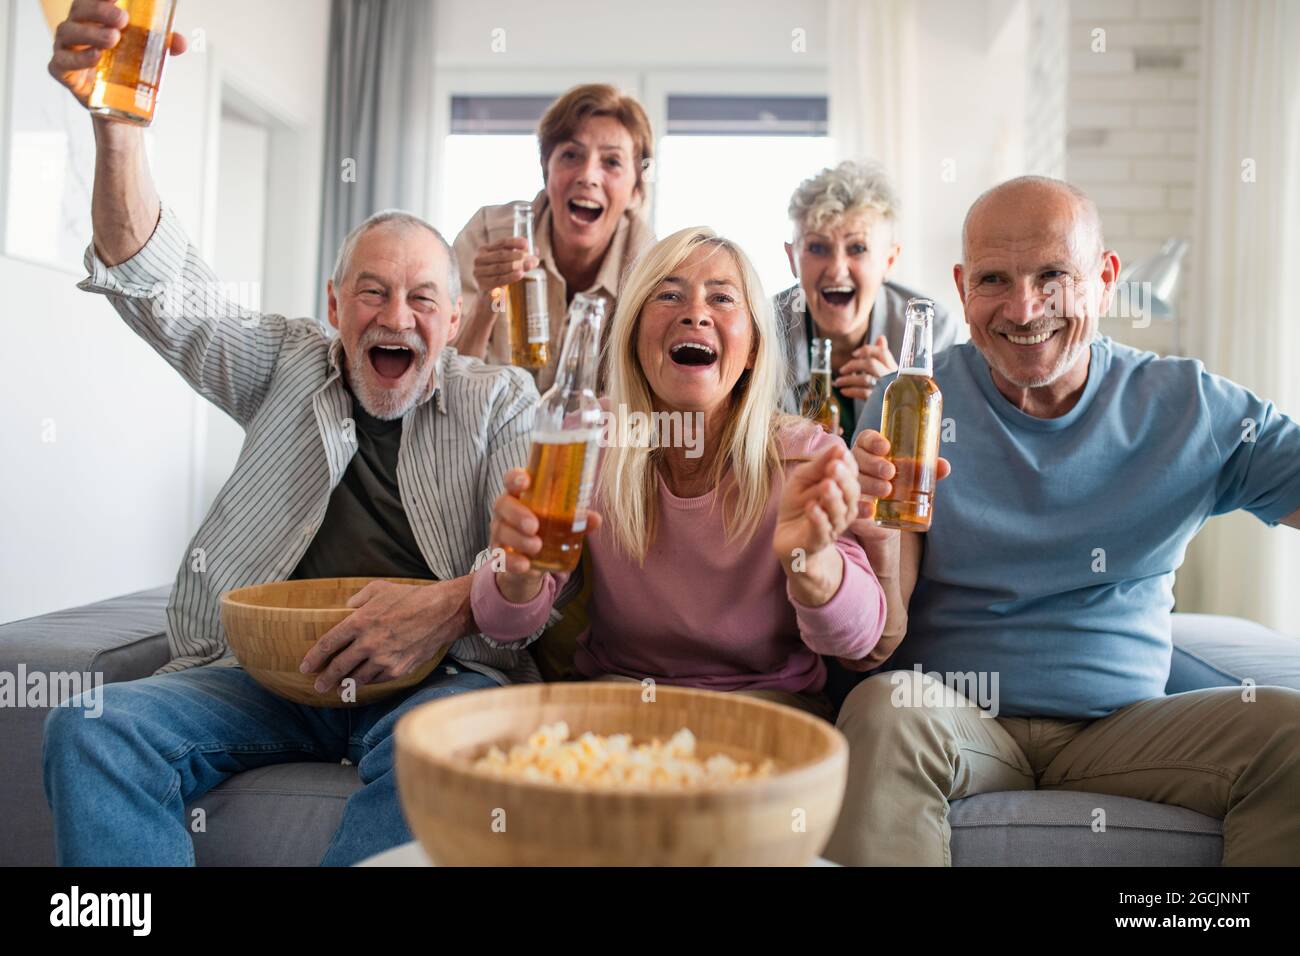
[{"left": 452, "top": 190, "right": 656, "bottom": 391}]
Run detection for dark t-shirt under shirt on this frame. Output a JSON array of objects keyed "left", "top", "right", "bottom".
[{"left": 291, "top": 391, "right": 435, "bottom": 582}]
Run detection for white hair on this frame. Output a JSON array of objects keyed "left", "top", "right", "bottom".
[
  {"left": 788, "top": 159, "right": 901, "bottom": 238},
  {"left": 331, "top": 210, "right": 461, "bottom": 301}
]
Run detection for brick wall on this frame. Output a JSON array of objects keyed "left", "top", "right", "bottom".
[
  {"left": 1027, "top": 0, "right": 1069, "bottom": 178},
  {"left": 1067, "top": 0, "right": 1201, "bottom": 353}
]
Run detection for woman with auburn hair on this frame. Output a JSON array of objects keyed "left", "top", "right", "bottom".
[
  {"left": 470, "top": 228, "right": 886, "bottom": 716},
  {"left": 452, "top": 83, "right": 656, "bottom": 391}
]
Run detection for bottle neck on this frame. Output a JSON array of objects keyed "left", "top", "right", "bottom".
[
  {"left": 512, "top": 208, "right": 535, "bottom": 256},
  {"left": 810, "top": 340, "right": 833, "bottom": 396},
  {"left": 550, "top": 309, "right": 600, "bottom": 399},
  {"left": 898, "top": 314, "right": 934, "bottom": 376}
]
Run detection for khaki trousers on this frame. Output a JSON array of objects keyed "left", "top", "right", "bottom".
[{"left": 826, "top": 668, "right": 1300, "bottom": 866}]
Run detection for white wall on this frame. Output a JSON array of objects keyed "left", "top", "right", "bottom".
[
  {"left": 1067, "top": 0, "right": 1201, "bottom": 355},
  {"left": 0, "top": 0, "right": 329, "bottom": 623},
  {"left": 202, "top": 110, "right": 271, "bottom": 520},
  {"left": 1025, "top": 0, "right": 1070, "bottom": 179},
  {"left": 904, "top": 0, "right": 1041, "bottom": 319},
  {"left": 432, "top": 0, "right": 829, "bottom": 68}
]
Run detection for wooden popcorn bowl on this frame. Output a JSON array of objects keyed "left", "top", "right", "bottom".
[
  {"left": 220, "top": 577, "right": 447, "bottom": 708},
  {"left": 395, "top": 682, "right": 848, "bottom": 866}
]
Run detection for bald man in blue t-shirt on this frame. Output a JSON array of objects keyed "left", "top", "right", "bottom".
[{"left": 827, "top": 176, "right": 1300, "bottom": 867}]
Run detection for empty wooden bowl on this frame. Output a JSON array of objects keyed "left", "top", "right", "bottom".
[
  {"left": 220, "top": 577, "right": 446, "bottom": 708},
  {"left": 395, "top": 681, "right": 848, "bottom": 865}
]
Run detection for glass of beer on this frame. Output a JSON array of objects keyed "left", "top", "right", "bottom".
[
  {"left": 85, "top": 0, "right": 180, "bottom": 127},
  {"left": 801, "top": 337, "right": 840, "bottom": 435},
  {"left": 874, "top": 298, "right": 943, "bottom": 531},
  {"left": 510, "top": 293, "right": 605, "bottom": 572},
  {"left": 503, "top": 201, "right": 550, "bottom": 369}
]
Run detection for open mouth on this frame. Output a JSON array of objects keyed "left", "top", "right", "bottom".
[
  {"left": 567, "top": 197, "right": 604, "bottom": 225},
  {"left": 669, "top": 341, "right": 718, "bottom": 368},
  {"left": 368, "top": 344, "right": 416, "bottom": 382},
  {"left": 1000, "top": 328, "right": 1061, "bottom": 347},
  {"left": 819, "top": 284, "right": 856, "bottom": 308}
]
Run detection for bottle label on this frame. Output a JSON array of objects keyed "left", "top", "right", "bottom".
[
  {"left": 525, "top": 278, "right": 549, "bottom": 344},
  {"left": 571, "top": 435, "right": 600, "bottom": 532}
]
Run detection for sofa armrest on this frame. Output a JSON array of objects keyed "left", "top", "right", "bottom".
[
  {"left": 1168, "top": 612, "right": 1300, "bottom": 695},
  {"left": 0, "top": 585, "right": 173, "bottom": 681},
  {"left": 0, "top": 584, "right": 172, "bottom": 865}
]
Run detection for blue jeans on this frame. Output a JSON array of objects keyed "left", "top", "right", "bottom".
[{"left": 41, "top": 661, "right": 496, "bottom": 866}]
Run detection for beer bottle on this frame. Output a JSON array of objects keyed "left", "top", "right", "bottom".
[
  {"left": 503, "top": 201, "right": 550, "bottom": 369},
  {"left": 86, "top": 0, "right": 180, "bottom": 127},
  {"left": 801, "top": 337, "right": 840, "bottom": 435},
  {"left": 874, "top": 298, "right": 943, "bottom": 531},
  {"left": 513, "top": 293, "right": 604, "bottom": 573}
]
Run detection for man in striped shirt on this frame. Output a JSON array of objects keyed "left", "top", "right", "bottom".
[{"left": 42, "top": 7, "right": 538, "bottom": 866}]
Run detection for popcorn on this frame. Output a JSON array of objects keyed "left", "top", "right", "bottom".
[{"left": 473, "top": 722, "right": 776, "bottom": 790}]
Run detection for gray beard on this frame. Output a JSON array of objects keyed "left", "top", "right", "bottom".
[
  {"left": 344, "top": 362, "right": 426, "bottom": 421},
  {"left": 986, "top": 333, "right": 1092, "bottom": 389}
]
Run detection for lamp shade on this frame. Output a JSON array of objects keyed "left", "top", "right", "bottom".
[{"left": 1119, "top": 238, "right": 1190, "bottom": 319}]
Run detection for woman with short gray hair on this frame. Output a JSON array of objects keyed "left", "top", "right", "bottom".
[{"left": 776, "top": 160, "right": 958, "bottom": 435}]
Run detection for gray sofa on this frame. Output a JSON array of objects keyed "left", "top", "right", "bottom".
[{"left": 2, "top": 586, "right": 1297, "bottom": 866}]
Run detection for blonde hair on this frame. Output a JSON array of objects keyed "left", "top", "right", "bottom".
[
  {"left": 788, "top": 159, "right": 900, "bottom": 239},
  {"left": 598, "top": 227, "right": 798, "bottom": 563}
]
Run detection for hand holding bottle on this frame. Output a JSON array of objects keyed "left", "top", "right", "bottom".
[
  {"left": 849, "top": 429, "right": 951, "bottom": 555},
  {"left": 472, "top": 238, "right": 539, "bottom": 295},
  {"left": 489, "top": 468, "right": 603, "bottom": 603}
]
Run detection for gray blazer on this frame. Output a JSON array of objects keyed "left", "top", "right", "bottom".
[{"left": 775, "top": 279, "right": 960, "bottom": 427}]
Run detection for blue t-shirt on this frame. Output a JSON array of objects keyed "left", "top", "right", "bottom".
[{"left": 856, "top": 338, "right": 1300, "bottom": 719}]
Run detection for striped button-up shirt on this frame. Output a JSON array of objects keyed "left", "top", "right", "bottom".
[{"left": 77, "top": 204, "right": 542, "bottom": 685}]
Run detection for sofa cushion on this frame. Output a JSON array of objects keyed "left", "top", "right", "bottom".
[
  {"left": 949, "top": 790, "right": 1223, "bottom": 866},
  {"left": 1168, "top": 613, "right": 1300, "bottom": 694},
  {"left": 188, "top": 763, "right": 362, "bottom": 866},
  {"left": 7, "top": 595, "right": 1276, "bottom": 867},
  {"left": 0, "top": 585, "right": 172, "bottom": 680},
  {"left": 0, "top": 585, "right": 172, "bottom": 866}
]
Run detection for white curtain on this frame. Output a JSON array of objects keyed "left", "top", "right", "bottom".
[
  {"left": 826, "top": 0, "right": 921, "bottom": 287},
  {"left": 316, "top": 0, "right": 436, "bottom": 321},
  {"left": 1177, "top": 0, "right": 1300, "bottom": 634}
]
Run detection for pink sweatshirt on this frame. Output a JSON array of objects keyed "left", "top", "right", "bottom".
[{"left": 471, "top": 419, "right": 885, "bottom": 693}]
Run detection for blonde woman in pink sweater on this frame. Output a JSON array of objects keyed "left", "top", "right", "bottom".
[{"left": 471, "top": 227, "right": 885, "bottom": 717}]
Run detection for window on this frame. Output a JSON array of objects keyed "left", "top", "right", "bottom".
[
  {"left": 652, "top": 95, "right": 831, "bottom": 298},
  {"left": 438, "top": 88, "right": 831, "bottom": 297},
  {"left": 440, "top": 95, "right": 552, "bottom": 240}
]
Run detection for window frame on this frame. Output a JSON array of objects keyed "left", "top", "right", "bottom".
[
  {"left": 430, "top": 68, "right": 640, "bottom": 231},
  {"left": 430, "top": 67, "right": 828, "bottom": 235}
]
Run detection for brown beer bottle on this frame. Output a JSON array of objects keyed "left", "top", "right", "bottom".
[
  {"left": 504, "top": 201, "right": 550, "bottom": 369},
  {"left": 874, "top": 298, "right": 943, "bottom": 531},
  {"left": 85, "top": 0, "right": 180, "bottom": 127},
  {"left": 513, "top": 293, "right": 604, "bottom": 573},
  {"left": 801, "top": 337, "right": 841, "bottom": 435}
]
